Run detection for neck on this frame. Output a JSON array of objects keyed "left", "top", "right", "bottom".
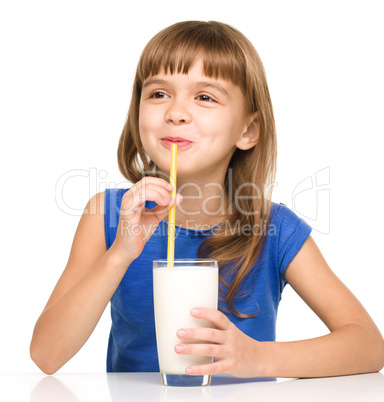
[{"left": 174, "top": 172, "right": 229, "bottom": 229}]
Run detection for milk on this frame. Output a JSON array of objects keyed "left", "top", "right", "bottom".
[{"left": 153, "top": 265, "right": 218, "bottom": 375}]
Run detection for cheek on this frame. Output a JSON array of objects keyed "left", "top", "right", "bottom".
[
  {"left": 201, "top": 112, "right": 243, "bottom": 144},
  {"left": 139, "top": 106, "right": 157, "bottom": 148},
  {"left": 194, "top": 112, "right": 224, "bottom": 140},
  {"left": 139, "top": 104, "right": 165, "bottom": 137},
  {"left": 138, "top": 105, "right": 149, "bottom": 134}
]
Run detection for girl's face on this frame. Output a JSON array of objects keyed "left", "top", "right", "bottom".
[{"left": 139, "top": 58, "right": 254, "bottom": 182}]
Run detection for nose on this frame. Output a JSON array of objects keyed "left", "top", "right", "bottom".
[{"left": 165, "top": 99, "right": 192, "bottom": 125}]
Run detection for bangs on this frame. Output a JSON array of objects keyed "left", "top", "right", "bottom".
[{"left": 137, "top": 21, "right": 247, "bottom": 90}]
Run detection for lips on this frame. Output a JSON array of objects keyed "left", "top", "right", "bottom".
[{"left": 161, "top": 137, "right": 192, "bottom": 148}]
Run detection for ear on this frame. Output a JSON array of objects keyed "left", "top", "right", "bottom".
[{"left": 235, "top": 112, "right": 260, "bottom": 151}]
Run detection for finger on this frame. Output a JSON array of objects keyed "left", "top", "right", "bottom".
[
  {"left": 137, "top": 176, "right": 173, "bottom": 192},
  {"left": 142, "top": 186, "right": 173, "bottom": 207},
  {"left": 177, "top": 327, "right": 224, "bottom": 344},
  {"left": 190, "top": 308, "right": 232, "bottom": 331},
  {"left": 120, "top": 189, "right": 145, "bottom": 216},
  {"left": 120, "top": 181, "right": 155, "bottom": 213},
  {"left": 140, "top": 181, "right": 174, "bottom": 202},
  {"left": 133, "top": 176, "right": 173, "bottom": 194},
  {"left": 185, "top": 361, "right": 229, "bottom": 376},
  {"left": 145, "top": 193, "right": 183, "bottom": 218},
  {"left": 175, "top": 342, "right": 224, "bottom": 358},
  {"left": 122, "top": 174, "right": 179, "bottom": 212},
  {"left": 137, "top": 178, "right": 173, "bottom": 205},
  {"left": 122, "top": 186, "right": 171, "bottom": 215}
]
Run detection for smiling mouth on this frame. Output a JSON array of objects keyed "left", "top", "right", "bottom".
[{"left": 161, "top": 137, "right": 192, "bottom": 148}]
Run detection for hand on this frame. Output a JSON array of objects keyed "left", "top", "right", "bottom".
[
  {"left": 175, "top": 307, "right": 261, "bottom": 378},
  {"left": 111, "top": 177, "right": 182, "bottom": 263}
]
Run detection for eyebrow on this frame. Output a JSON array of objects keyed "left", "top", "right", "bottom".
[
  {"left": 142, "top": 78, "right": 168, "bottom": 89},
  {"left": 195, "top": 81, "right": 229, "bottom": 98},
  {"left": 142, "top": 78, "right": 230, "bottom": 98}
]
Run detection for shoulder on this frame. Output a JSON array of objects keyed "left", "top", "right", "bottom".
[
  {"left": 267, "top": 202, "right": 312, "bottom": 276},
  {"left": 76, "top": 191, "right": 109, "bottom": 242},
  {"left": 270, "top": 202, "right": 301, "bottom": 225},
  {"left": 84, "top": 191, "right": 106, "bottom": 216},
  {"left": 269, "top": 202, "right": 311, "bottom": 240},
  {"left": 79, "top": 192, "right": 107, "bottom": 232},
  {"left": 67, "top": 192, "right": 108, "bottom": 266}
]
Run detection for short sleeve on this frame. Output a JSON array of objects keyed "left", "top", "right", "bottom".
[
  {"left": 104, "top": 188, "right": 158, "bottom": 250},
  {"left": 275, "top": 205, "right": 312, "bottom": 278},
  {"left": 104, "top": 188, "right": 129, "bottom": 249}
]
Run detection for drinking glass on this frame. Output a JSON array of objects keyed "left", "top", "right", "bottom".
[{"left": 153, "top": 259, "right": 218, "bottom": 386}]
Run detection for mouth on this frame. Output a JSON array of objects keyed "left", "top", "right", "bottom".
[{"left": 161, "top": 137, "right": 192, "bottom": 148}]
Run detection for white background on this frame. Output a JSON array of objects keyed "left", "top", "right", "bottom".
[{"left": 1, "top": 0, "right": 383, "bottom": 374}]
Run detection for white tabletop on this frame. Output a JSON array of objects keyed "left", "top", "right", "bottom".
[{"left": 0, "top": 372, "right": 383, "bottom": 402}]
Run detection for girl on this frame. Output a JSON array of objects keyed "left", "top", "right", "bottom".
[{"left": 30, "top": 20, "right": 384, "bottom": 378}]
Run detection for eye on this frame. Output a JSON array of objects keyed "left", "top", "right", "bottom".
[
  {"left": 150, "top": 91, "right": 170, "bottom": 99},
  {"left": 196, "top": 94, "right": 215, "bottom": 102}
]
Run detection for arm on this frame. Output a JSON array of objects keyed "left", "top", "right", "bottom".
[
  {"left": 175, "top": 236, "right": 384, "bottom": 378},
  {"left": 30, "top": 192, "right": 130, "bottom": 374},
  {"left": 30, "top": 178, "right": 181, "bottom": 374},
  {"left": 258, "top": 235, "right": 384, "bottom": 377}
]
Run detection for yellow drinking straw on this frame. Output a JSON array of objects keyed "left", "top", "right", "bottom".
[{"left": 167, "top": 143, "right": 177, "bottom": 268}]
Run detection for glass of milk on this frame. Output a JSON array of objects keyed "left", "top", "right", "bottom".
[{"left": 153, "top": 259, "right": 219, "bottom": 387}]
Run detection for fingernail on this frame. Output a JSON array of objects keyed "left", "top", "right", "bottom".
[
  {"left": 177, "top": 329, "right": 186, "bottom": 337},
  {"left": 175, "top": 345, "right": 184, "bottom": 353},
  {"left": 186, "top": 368, "right": 194, "bottom": 374},
  {"left": 191, "top": 308, "right": 200, "bottom": 316},
  {"left": 176, "top": 194, "right": 183, "bottom": 203}
]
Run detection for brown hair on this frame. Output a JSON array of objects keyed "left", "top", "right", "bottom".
[{"left": 117, "top": 21, "right": 277, "bottom": 318}]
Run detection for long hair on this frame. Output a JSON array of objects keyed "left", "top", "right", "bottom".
[{"left": 117, "top": 21, "right": 277, "bottom": 318}]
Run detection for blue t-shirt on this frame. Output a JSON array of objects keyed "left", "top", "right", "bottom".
[{"left": 104, "top": 188, "right": 312, "bottom": 372}]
